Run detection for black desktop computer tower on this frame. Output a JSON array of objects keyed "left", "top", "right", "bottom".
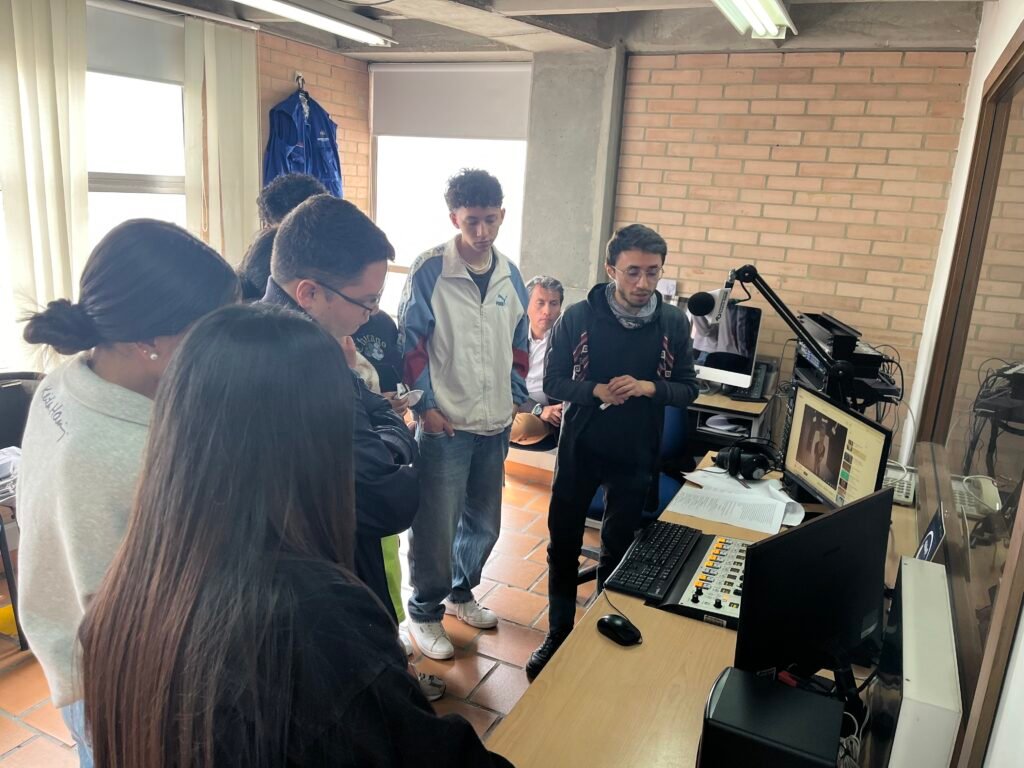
[{"left": 697, "top": 667, "right": 843, "bottom": 768}]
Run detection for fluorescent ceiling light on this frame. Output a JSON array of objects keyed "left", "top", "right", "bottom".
[
  {"left": 232, "top": 0, "right": 394, "bottom": 46},
  {"left": 712, "top": 0, "right": 796, "bottom": 40}
]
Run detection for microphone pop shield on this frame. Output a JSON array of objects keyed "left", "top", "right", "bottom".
[{"left": 686, "top": 291, "right": 716, "bottom": 317}]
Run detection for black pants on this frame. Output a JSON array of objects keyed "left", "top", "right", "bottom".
[{"left": 546, "top": 444, "right": 653, "bottom": 636}]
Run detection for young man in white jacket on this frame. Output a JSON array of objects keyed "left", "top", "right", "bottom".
[{"left": 398, "top": 170, "right": 530, "bottom": 659}]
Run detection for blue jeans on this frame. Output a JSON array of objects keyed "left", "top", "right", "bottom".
[
  {"left": 60, "top": 700, "right": 94, "bottom": 768},
  {"left": 407, "top": 427, "right": 510, "bottom": 623}
]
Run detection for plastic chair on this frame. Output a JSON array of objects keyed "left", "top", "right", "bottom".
[{"left": 0, "top": 372, "right": 44, "bottom": 651}]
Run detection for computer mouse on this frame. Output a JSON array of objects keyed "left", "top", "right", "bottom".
[{"left": 597, "top": 614, "right": 642, "bottom": 646}]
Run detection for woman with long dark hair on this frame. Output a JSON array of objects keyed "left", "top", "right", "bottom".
[
  {"left": 16, "top": 219, "right": 239, "bottom": 766},
  {"left": 80, "top": 304, "right": 512, "bottom": 768}
]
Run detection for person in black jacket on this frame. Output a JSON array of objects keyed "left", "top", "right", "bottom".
[
  {"left": 353, "top": 309, "right": 403, "bottom": 394},
  {"left": 260, "top": 195, "right": 418, "bottom": 622},
  {"left": 79, "top": 305, "right": 511, "bottom": 767},
  {"left": 526, "top": 224, "right": 699, "bottom": 681}
]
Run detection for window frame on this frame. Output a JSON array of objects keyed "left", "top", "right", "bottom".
[{"left": 85, "top": 69, "right": 186, "bottom": 206}]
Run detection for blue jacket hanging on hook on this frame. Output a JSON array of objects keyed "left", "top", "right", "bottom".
[{"left": 262, "top": 83, "right": 343, "bottom": 197}]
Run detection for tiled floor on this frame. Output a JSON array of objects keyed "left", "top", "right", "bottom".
[
  {"left": 405, "top": 462, "right": 596, "bottom": 740},
  {"left": 0, "top": 461, "right": 583, "bottom": 762}
]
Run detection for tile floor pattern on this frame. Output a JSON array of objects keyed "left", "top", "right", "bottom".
[{"left": 0, "top": 462, "right": 591, "bottom": 763}]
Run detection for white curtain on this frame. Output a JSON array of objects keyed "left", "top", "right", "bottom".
[
  {"left": 184, "top": 18, "right": 260, "bottom": 267},
  {"left": 0, "top": 0, "right": 89, "bottom": 369}
]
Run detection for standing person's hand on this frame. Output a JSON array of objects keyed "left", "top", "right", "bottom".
[
  {"left": 422, "top": 408, "right": 454, "bottom": 437},
  {"left": 339, "top": 336, "right": 359, "bottom": 369},
  {"left": 383, "top": 391, "right": 411, "bottom": 417},
  {"left": 607, "top": 376, "right": 655, "bottom": 400},
  {"left": 541, "top": 403, "right": 563, "bottom": 426},
  {"left": 593, "top": 383, "right": 626, "bottom": 407}
]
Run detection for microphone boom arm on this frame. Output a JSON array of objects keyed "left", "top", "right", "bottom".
[{"left": 732, "top": 265, "right": 853, "bottom": 404}]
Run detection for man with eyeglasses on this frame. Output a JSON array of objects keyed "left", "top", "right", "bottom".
[
  {"left": 261, "top": 194, "right": 420, "bottom": 630},
  {"left": 526, "top": 223, "right": 699, "bottom": 681}
]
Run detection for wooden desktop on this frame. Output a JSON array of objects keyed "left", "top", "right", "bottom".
[{"left": 488, "top": 458, "right": 919, "bottom": 767}]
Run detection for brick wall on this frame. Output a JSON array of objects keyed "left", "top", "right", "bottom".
[
  {"left": 616, "top": 51, "right": 971, "bottom": 437},
  {"left": 949, "top": 94, "right": 1024, "bottom": 480},
  {"left": 256, "top": 33, "right": 371, "bottom": 214}
]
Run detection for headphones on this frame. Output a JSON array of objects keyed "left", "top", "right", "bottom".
[{"left": 714, "top": 438, "right": 781, "bottom": 481}]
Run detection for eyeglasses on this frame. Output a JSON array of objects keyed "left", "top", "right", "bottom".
[
  {"left": 317, "top": 281, "right": 380, "bottom": 313},
  {"left": 612, "top": 266, "right": 664, "bottom": 283}
]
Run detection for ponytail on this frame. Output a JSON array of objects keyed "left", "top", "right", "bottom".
[{"left": 23, "top": 299, "right": 103, "bottom": 355}]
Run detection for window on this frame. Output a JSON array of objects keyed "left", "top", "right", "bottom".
[
  {"left": 86, "top": 71, "right": 186, "bottom": 247},
  {"left": 373, "top": 136, "right": 528, "bottom": 317}
]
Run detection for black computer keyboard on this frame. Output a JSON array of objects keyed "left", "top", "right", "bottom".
[{"left": 606, "top": 520, "right": 702, "bottom": 601}]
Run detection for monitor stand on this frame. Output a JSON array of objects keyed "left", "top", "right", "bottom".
[
  {"left": 781, "top": 475, "right": 828, "bottom": 512},
  {"left": 698, "top": 380, "right": 723, "bottom": 396}
]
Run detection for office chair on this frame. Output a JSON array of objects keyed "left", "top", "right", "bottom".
[{"left": 0, "top": 372, "right": 44, "bottom": 651}]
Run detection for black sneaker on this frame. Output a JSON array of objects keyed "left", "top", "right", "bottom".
[{"left": 525, "top": 632, "right": 569, "bottom": 682}]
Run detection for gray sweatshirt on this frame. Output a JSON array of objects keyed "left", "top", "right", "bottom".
[{"left": 16, "top": 356, "right": 151, "bottom": 707}]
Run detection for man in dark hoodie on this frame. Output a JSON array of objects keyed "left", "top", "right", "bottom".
[{"left": 526, "top": 224, "right": 699, "bottom": 681}]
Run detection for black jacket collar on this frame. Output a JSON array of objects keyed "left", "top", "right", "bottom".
[{"left": 261, "top": 277, "right": 304, "bottom": 313}]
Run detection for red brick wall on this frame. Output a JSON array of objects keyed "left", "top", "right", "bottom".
[
  {"left": 256, "top": 33, "right": 370, "bottom": 214},
  {"left": 616, "top": 51, "right": 972, "bottom": 435}
]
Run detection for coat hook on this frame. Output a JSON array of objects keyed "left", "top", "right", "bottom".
[{"left": 295, "top": 71, "right": 305, "bottom": 91}]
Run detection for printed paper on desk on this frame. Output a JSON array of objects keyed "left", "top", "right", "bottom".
[
  {"left": 682, "top": 470, "right": 805, "bottom": 527},
  {"left": 668, "top": 487, "right": 786, "bottom": 534}
]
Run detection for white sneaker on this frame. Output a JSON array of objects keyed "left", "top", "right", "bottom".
[
  {"left": 409, "top": 621, "right": 454, "bottom": 660},
  {"left": 453, "top": 598, "right": 498, "bottom": 629},
  {"left": 418, "top": 672, "right": 446, "bottom": 702},
  {"left": 398, "top": 625, "right": 413, "bottom": 657}
]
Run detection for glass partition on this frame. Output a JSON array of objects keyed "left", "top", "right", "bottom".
[{"left": 943, "top": 84, "right": 1024, "bottom": 657}]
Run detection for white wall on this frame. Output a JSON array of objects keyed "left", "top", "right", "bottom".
[
  {"left": 370, "top": 63, "right": 532, "bottom": 140},
  {"left": 985, "top": 614, "right": 1024, "bottom": 766},
  {"left": 903, "top": 0, "right": 1024, "bottom": 463}
]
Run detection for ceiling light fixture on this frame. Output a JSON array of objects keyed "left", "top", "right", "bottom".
[
  {"left": 231, "top": 0, "right": 394, "bottom": 46},
  {"left": 712, "top": 0, "right": 796, "bottom": 41}
]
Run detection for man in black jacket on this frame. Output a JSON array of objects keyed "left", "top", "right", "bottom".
[
  {"left": 261, "top": 194, "right": 418, "bottom": 618},
  {"left": 526, "top": 224, "right": 699, "bottom": 681}
]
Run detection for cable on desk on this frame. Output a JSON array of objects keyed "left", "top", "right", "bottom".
[{"left": 601, "top": 589, "right": 636, "bottom": 627}]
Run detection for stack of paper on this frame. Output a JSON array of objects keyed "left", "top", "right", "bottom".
[{"left": 665, "top": 470, "right": 806, "bottom": 535}]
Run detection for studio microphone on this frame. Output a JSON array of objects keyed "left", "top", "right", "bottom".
[
  {"left": 686, "top": 272, "right": 736, "bottom": 324},
  {"left": 686, "top": 291, "right": 716, "bottom": 317}
]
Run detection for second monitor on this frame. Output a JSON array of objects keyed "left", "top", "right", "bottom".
[
  {"left": 784, "top": 384, "right": 892, "bottom": 508},
  {"left": 687, "top": 292, "right": 763, "bottom": 389}
]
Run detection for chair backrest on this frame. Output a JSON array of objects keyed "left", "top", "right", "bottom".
[
  {"left": 0, "top": 374, "right": 43, "bottom": 450},
  {"left": 661, "top": 405, "right": 687, "bottom": 461}
]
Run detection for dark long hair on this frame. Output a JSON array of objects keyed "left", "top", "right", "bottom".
[
  {"left": 23, "top": 219, "right": 239, "bottom": 354},
  {"left": 80, "top": 304, "right": 357, "bottom": 768}
]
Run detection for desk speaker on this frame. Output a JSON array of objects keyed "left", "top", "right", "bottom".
[{"left": 697, "top": 667, "right": 843, "bottom": 768}]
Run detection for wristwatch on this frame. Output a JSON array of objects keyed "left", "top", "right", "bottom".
[{"left": 531, "top": 403, "right": 544, "bottom": 417}]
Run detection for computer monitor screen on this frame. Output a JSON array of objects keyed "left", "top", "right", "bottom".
[
  {"left": 734, "top": 488, "right": 894, "bottom": 677},
  {"left": 784, "top": 384, "right": 892, "bottom": 508},
  {"left": 687, "top": 295, "right": 762, "bottom": 388}
]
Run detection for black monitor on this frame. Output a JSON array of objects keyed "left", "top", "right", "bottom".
[
  {"left": 784, "top": 383, "right": 892, "bottom": 508},
  {"left": 734, "top": 488, "right": 894, "bottom": 680}
]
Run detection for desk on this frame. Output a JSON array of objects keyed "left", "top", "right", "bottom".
[{"left": 488, "top": 456, "right": 918, "bottom": 767}]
